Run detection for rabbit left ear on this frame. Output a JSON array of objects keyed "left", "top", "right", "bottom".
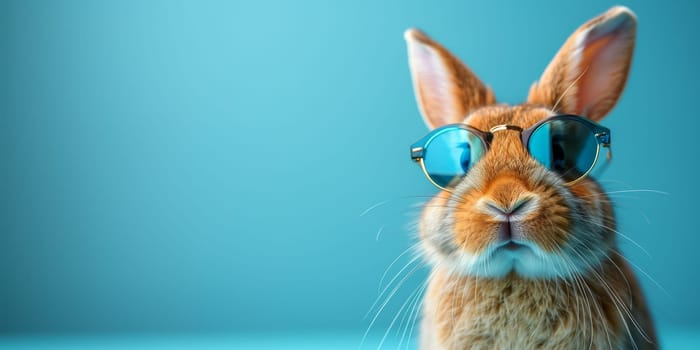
[
  {"left": 528, "top": 6, "right": 637, "bottom": 121},
  {"left": 405, "top": 29, "right": 495, "bottom": 129}
]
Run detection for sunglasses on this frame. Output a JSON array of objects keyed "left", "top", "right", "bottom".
[{"left": 410, "top": 115, "right": 611, "bottom": 191}]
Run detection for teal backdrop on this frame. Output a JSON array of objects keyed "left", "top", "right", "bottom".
[{"left": 1, "top": 0, "right": 698, "bottom": 343}]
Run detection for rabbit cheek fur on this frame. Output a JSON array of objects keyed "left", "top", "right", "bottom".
[
  {"left": 418, "top": 106, "right": 654, "bottom": 349},
  {"left": 405, "top": 6, "right": 657, "bottom": 350}
]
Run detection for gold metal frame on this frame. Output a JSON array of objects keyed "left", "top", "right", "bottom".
[
  {"left": 415, "top": 157, "right": 452, "bottom": 191},
  {"left": 564, "top": 142, "right": 601, "bottom": 187},
  {"left": 489, "top": 124, "right": 523, "bottom": 133}
]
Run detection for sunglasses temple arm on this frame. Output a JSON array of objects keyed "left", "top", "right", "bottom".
[{"left": 592, "top": 145, "right": 612, "bottom": 178}]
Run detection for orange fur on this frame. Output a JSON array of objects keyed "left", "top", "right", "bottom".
[
  {"left": 423, "top": 253, "right": 655, "bottom": 349},
  {"left": 405, "top": 6, "right": 656, "bottom": 349}
]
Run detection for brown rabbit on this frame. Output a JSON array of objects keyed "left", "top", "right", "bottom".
[{"left": 404, "top": 6, "right": 657, "bottom": 350}]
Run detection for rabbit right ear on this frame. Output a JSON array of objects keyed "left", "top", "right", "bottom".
[
  {"left": 405, "top": 29, "right": 495, "bottom": 130},
  {"left": 528, "top": 6, "right": 637, "bottom": 121}
]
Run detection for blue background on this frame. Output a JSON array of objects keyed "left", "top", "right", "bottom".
[{"left": 1, "top": 0, "right": 698, "bottom": 348}]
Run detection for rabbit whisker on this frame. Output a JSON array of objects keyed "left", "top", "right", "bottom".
[
  {"left": 398, "top": 277, "right": 430, "bottom": 350},
  {"left": 575, "top": 216, "right": 652, "bottom": 258},
  {"left": 361, "top": 259, "right": 424, "bottom": 348},
  {"left": 366, "top": 253, "right": 423, "bottom": 319},
  {"left": 377, "top": 276, "right": 426, "bottom": 350},
  {"left": 567, "top": 242, "right": 650, "bottom": 347},
  {"left": 360, "top": 194, "right": 468, "bottom": 217},
  {"left": 610, "top": 250, "right": 670, "bottom": 298},
  {"left": 376, "top": 241, "right": 423, "bottom": 295}
]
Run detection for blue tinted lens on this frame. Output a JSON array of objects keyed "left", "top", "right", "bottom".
[
  {"left": 528, "top": 119, "right": 598, "bottom": 182},
  {"left": 423, "top": 127, "right": 486, "bottom": 188}
]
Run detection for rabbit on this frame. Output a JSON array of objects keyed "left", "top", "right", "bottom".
[{"left": 404, "top": 6, "right": 657, "bottom": 350}]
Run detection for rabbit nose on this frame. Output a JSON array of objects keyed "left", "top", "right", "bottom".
[
  {"left": 478, "top": 195, "right": 539, "bottom": 244},
  {"left": 477, "top": 194, "right": 539, "bottom": 222}
]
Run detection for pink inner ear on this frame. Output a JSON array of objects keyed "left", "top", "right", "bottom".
[
  {"left": 576, "top": 35, "right": 617, "bottom": 115},
  {"left": 407, "top": 39, "right": 457, "bottom": 128},
  {"left": 574, "top": 13, "right": 635, "bottom": 118}
]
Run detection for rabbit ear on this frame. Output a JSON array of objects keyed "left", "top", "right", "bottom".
[
  {"left": 405, "top": 29, "right": 495, "bottom": 129},
  {"left": 528, "top": 6, "right": 636, "bottom": 121}
]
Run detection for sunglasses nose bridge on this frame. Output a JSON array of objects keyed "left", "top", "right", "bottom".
[
  {"left": 489, "top": 124, "right": 523, "bottom": 134},
  {"left": 488, "top": 124, "right": 528, "bottom": 151},
  {"left": 484, "top": 125, "right": 532, "bottom": 162}
]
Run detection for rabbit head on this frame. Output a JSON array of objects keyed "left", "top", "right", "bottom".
[{"left": 406, "top": 6, "right": 636, "bottom": 279}]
